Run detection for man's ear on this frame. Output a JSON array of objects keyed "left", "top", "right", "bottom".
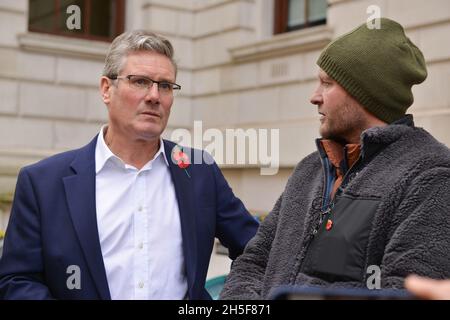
[{"left": 100, "top": 76, "right": 112, "bottom": 104}]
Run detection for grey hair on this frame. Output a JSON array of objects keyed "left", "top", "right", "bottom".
[{"left": 102, "top": 30, "right": 177, "bottom": 78}]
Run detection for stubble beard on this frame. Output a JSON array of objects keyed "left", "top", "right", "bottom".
[{"left": 320, "top": 99, "right": 367, "bottom": 145}]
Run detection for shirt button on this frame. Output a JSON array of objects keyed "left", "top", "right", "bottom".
[
  {"left": 138, "top": 282, "right": 144, "bottom": 289},
  {"left": 138, "top": 242, "right": 143, "bottom": 249},
  {"left": 138, "top": 206, "right": 143, "bottom": 212}
]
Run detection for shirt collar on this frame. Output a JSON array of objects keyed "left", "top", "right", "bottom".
[
  {"left": 319, "top": 139, "right": 361, "bottom": 170},
  {"left": 95, "top": 125, "right": 169, "bottom": 174}
]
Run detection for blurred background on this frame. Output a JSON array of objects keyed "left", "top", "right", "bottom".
[{"left": 0, "top": 0, "right": 449, "bottom": 283}]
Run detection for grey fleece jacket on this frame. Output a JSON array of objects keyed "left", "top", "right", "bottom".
[{"left": 220, "top": 115, "right": 450, "bottom": 300}]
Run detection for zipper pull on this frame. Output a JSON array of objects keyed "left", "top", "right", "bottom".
[{"left": 322, "top": 202, "right": 334, "bottom": 232}]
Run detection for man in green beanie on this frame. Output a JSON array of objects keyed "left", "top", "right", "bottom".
[{"left": 220, "top": 18, "right": 450, "bottom": 299}]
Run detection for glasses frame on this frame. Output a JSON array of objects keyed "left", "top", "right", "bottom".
[{"left": 109, "top": 74, "right": 181, "bottom": 94}]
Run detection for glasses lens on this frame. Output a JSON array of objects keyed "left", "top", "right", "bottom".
[
  {"left": 158, "top": 82, "right": 173, "bottom": 95},
  {"left": 129, "top": 75, "right": 152, "bottom": 89},
  {"left": 126, "top": 75, "right": 180, "bottom": 97}
]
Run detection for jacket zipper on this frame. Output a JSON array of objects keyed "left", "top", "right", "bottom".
[
  {"left": 297, "top": 153, "right": 331, "bottom": 273},
  {"left": 297, "top": 153, "right": 364, "bottom": 273},
  {"left": 313, "top": 154, "right": 333, "bottom": 235}
]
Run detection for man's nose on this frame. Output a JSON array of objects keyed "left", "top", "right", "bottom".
[
  {"left": 144, "top": 83, "right": 160, "bottom": 103},
  {"left": 310, "top": 86, "right": 323, "bottom": 106}
]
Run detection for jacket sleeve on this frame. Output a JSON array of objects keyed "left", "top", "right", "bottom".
[
  {"left": 220, "top": 194, "right": 283, "bottom": 300},
  {"left": 379, "top": 166, "right": 450, "bottom": 288},
  {"left": 211, "top": 161, "right": 259, "bottom": 260},
  {"left": 0, "top": 168, "right": 54, "bottom": 299}
]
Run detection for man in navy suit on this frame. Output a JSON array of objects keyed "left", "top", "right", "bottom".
[{"left": 0, "top": 31, "right": 258, "bottom": 300}]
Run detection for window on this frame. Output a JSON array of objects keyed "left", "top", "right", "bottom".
[
  {"left": 274, "top": 0, "right": 327, "bottom": 34},
  {"left": 28, "top": 0, "right": 125, "bottom": 42}
]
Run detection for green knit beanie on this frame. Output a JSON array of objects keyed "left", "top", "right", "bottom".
[{"left": 317, "top": 18, "right": 427, "bottom": 123}]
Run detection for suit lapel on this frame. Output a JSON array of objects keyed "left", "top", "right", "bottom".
[
  {"left": 63, "top": 136, "right": 111, "bottom": 300},
  {"left": 164, "top": 141, "right": 198, "bottom": 297}
]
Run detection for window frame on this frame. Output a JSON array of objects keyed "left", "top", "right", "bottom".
[
  {"left": 274, "top": 0, "right": 327, "bottom": 34},
  {"left": 28, "top": 0, "right": 125, "bottom": 42}
]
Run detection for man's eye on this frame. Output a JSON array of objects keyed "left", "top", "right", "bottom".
[
  {"left": 133, "top": 78, "right": 151, "bottom": 86},
  {"left": 159, "top": 83, "right": 172, "bottom": 91}
]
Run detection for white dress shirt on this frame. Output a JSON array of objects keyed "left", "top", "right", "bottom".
[{"left": 95, "top": 126, "right": 188, "bottom": 300}]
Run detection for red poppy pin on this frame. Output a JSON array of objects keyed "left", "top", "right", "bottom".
[
  {"left": 172, "top": 146, "right": 191, "bottom": 178},
  {"left": 325, "top": 219, "right": 333, "bottom": 231}
]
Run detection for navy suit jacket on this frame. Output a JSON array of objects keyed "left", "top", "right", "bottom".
[{"left": 0, "top": 137, "right": 258, "bottom": 299}]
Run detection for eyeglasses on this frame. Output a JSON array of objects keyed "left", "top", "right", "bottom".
[{"left": 109, "top": 74, "right": 181, "bottom": 96}]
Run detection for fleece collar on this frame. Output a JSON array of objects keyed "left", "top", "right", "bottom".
[{"left": 359, "top": 114, "right": 415, "bottom": 160}]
